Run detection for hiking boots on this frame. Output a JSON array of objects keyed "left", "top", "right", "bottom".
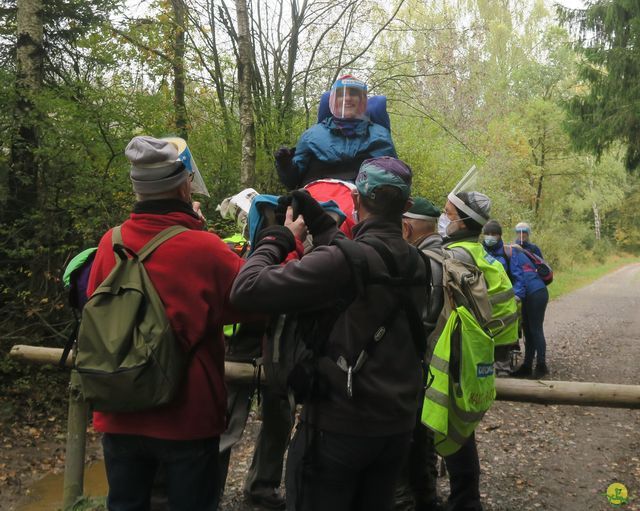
[
  {"left": 245, "top": 487, "right": 286, "bottom": 510},
  {"left": 534, "top": 363, "right": 549, "bottom": 378},
  {"left": 510, "top": 364, "right": 532, "bottom": 378}
]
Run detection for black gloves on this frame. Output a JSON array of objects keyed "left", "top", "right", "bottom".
[
  {"left": 291, "top": 190, "right": 336, "bottom": 236},
  {"left": 254, "top": 225, "right": 296, "bottom": 259},
  {"left": 275, "top": 146, "right": 295, "bottom": 162},
  {"left": 274, "top": 194, "right": 293, "bottom": 225},
  {"left": 274, "top": 146, "right": 299, "bottom": 190}
]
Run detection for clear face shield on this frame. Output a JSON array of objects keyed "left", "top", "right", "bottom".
[
  {"left": 216, "top": 188, "right": 259, "bottom": 238},
  {"left": 444, "top": 165, "right": 491, "bottom": 232},
  {"left": 516, "top": 229, "right": 529, "bottom": 244},
  {"left": 329, "top": 76, "right": 368, "bottom": 120},
  {"left": 163, "top": 137, "right": 210, "bottom": 197}
]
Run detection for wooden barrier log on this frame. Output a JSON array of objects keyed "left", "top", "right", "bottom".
[
  {"left": 10, "top": 345, "right": 640, "bottom": 409},
  {"left": 10, "top": 344, "right": 68, "bottom": 367},
  {"left": 9, "top": 345, "right": 258, "bottom": 383},
  {"left": 495, "top": 378, "right": 640, "bottom": 409}
]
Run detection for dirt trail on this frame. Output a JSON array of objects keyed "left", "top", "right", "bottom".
[{"left": 474, "top": 263, "right": 640, "bottom": 510}]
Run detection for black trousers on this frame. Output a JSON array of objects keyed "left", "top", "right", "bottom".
[
  {"left": 285, "top": 422, "right": 411, "bottom": 511},
  {"left": 444, "top": 433, "right": 482, "bottom": 511},
  {"left": 394, "top": 421, "right": 439, "bottom": 510}
]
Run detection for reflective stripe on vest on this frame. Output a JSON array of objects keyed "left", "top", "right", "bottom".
[
  {"left": 422, "top": 307, "right": 496, "bottom": 456},
  {"left": 447, "top": 241, "right": 519, "bottom": 346}
]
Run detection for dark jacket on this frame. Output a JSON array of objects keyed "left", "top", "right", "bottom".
[
  {"left": 503, "top": 243, "right": 547, "bottom": 297},
  {"left": 483, "top": 240, "right": 528, "bottom": 300},
  {"left": 230, "top": 218, "right": 428, "bottom": 437}
]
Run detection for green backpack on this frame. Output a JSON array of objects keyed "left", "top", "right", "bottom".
[{"left": 76, "top": 224, "right": 189, "bottom": 412}]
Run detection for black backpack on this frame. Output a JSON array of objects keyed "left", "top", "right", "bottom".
[{"left": 261, "top": 235, "right": 430, "bottom": 406}]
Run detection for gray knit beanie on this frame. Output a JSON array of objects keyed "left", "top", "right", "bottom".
[{"left": 125, "top": 136, "right": 188, "bottom": 194}]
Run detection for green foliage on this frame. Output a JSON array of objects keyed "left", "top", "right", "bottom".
[{"left": 559, "top": 0, "right": 640, "bottom": 170}]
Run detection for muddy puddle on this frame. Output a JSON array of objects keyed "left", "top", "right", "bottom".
[{"left": 17, "top": 461, "right": 107, "bottom": 511}]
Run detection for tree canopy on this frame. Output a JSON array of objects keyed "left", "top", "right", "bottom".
[
  {"left": 0, "top": 0, "right": 639, "bottom": 346},
  {"left": 560, "top": 0, "right": 640, "bottom": 170}
]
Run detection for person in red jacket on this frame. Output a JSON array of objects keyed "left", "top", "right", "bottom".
[{"left": 87, "top": 135, "right": 249, "bottom": 511}]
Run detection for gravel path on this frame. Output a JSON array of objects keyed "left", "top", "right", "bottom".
[
  {"left": 221, "top": 263, "right": 640, "bottom": 510},
  {"left": 473, "top": 262, "right": 640, "bottom": 511}
]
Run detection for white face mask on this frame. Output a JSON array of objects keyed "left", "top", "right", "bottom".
[
  {"left": 438, "top": 213, "right": 463, "bottom": 237},
  {"left": 352, "top": 208, "right": 360, "bottom": 224},
  {"left": 437, "top": 214, "right": 449, "bottom": 237}
]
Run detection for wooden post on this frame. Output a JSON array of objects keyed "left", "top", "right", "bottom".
[
  {"left": 62, "top": 369, "right": 88, "bottom": 510},
  {"left": 9, "top": 345, "right": 259, "bottom": 382},
  {"left": 10, "top": 344, "right": 70, "bottom": 367}
]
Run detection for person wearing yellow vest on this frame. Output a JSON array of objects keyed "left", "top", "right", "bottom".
[{"left": 424, "top": 190, "right": 516, "bottom": 511}]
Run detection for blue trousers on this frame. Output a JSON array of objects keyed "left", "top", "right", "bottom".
[
  {"left": 522, "top": 287, "right": 549, "bottom": 367},
  {"left": 102, "top": 433, "right": 220, "bottom": 511}
]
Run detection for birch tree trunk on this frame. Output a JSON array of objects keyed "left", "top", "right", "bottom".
[
  {"left": 234, "top": 0, "right": 256, "bottom": 187},
  {"left": 8, "top": 0, "right": 44, "bottom": 220},
  {"left": 592, "top": 201, "right": 601, "bottom": 241},
  {"left": 171, "top": 0, "right": 189, "bottom": 140}
]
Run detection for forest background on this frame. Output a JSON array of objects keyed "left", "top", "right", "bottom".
[{"left": 1, "top": 0, "right": 640, "bottom": 401}]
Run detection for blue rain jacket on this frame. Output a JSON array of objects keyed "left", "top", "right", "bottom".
[
  {"left": 292, "top": 117, "right": 396, "bottom": 179},
  {"left": 513, "top": 239, "right": 543, "bottom": 258},
  {"left": 484, "top": 240, "right": 546, "bottom": 299}
]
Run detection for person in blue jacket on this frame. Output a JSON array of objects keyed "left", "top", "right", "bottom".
[
  {"left": 514, "top": 222, "right": 543, "bottom": 258},
  {"left": 483, "top": 220, "right": 549, "bottom": 378},
  {"left": 275, "top": 74, "right": 397, "bottom": 189},
  {"left": 481, "top": 220, "right": 526, "bottom": 377}
]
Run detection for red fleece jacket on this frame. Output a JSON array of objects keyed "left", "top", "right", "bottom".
[{"left": 87, "top": 210, "right": 247, "bottom": 440}]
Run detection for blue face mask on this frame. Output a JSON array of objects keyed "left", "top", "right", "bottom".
[{"left": 483, "top": 235, "right": 499, "bottom": 247}]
